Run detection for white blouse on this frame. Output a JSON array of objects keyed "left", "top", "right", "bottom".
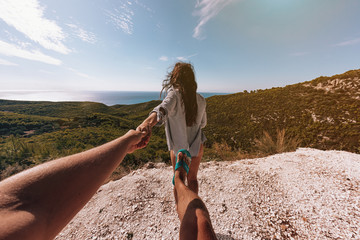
[{"left": 151, "top": 88, "right": 207, "bottom": 157}]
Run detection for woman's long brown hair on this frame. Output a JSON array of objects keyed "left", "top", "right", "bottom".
[{"left": 160, "top": 62, "right": 198, "bottom": 126}]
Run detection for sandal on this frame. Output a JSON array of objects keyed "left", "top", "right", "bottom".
[{"left": 172, "top": 149, "right": 191, "bottom": 185}]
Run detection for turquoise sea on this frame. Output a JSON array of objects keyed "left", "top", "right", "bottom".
[{"left": 0, "top": 91, "right": 228, "bottom": 106}]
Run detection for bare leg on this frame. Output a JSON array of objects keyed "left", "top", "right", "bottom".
[
  {"left": 170, "top": 150, "right": 178, "bottom": 208},
  {"left": 174, "top": 152, "right": 217, "bottom": 240},
  {"left": 170, "top": 150, "right": 177, "bottom": 171},
  {"left": 187, "top": 144, "right": 203, "bottom": 194}
]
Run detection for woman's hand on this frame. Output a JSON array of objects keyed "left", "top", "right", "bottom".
[
  {"left": 136, "top": 122, "right": 152, "bottom": 134},
  {"left": 136, "top": 123, "right": 152, "bottom": 147},
  {"left": 136, "top": 112, "right": 157, "bottom": 134},
  {"left": 134, "top": 112, "right": 158, "bottom": 150}
]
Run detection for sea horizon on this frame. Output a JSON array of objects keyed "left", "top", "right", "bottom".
[{"left": 0, "top": 90, "right": 230, "bottom": 106}]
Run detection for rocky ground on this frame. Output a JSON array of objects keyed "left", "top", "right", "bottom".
[{"left": 56, "top": 148, "right": 360, "bottom": 240}]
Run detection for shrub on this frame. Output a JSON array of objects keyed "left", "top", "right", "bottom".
[
  {"left": 0, "top": 163, "right": 28, "bottom": 180},
  {"left": 254, "top": 129, "right": 300, "bottom": 155},
  {"left": 204, "top": 140, "right": 252, "bottom": 161}
]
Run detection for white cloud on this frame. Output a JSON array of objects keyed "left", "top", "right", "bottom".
[
  {"left": 39, "top": 69, "right": 55, "bottom": 74},
  {"left": 105, "top": 1, "right": 134, "bottom": 35},
  {"left": 0, "top": 58, "right": 17, "bottom": 66},
  {"left": 0, "top": 0, "right": 70, "bottom": 54},
  {"left": 68, "top": 68, "right": 93, "bottom": 79},
  {"left": 159, "top": 56, "right": 168, "bottom": 61},
  {"left": 290, "top": 52, "right": 310, "bottom": 57},
  {"left": 334, "top": 38, "right": 360, "bottom": 47},
  {"left": 176, "top": 53, "right": 198, "bottom": 61},
  {"left": 67, "top": 24, "right": 97, "bottom": 44},
  {"left": 104, "top": 0, "right": 153, "bottom": 35},
  {"left": 193, "top": 0, "right": 235, "bottom": 40},
  {"left": 3, "top": 30, "right": 32, "bottom": 49},
  {"left": 134, "top": 0, "right": 153, "bottom": 13},
  {"left": 176, "top": 56, "right": 187, "bottom": 61},
  {"left": 0, "top": 40, "right": 62, "bottom": 65}
]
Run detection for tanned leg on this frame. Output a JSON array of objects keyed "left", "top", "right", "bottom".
[
  {"left": 174, "top": 151, "right": 217, "bottom": 240},
  {"left": 187, "top": 144, "right": 204, "bottom": 194},
  {"left": 170, "top": 150, "right": 179, "bottom": 209}
]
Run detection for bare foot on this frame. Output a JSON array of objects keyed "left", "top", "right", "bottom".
[{"left": 174, "top": 151, "right": 191, "bottom": 185}]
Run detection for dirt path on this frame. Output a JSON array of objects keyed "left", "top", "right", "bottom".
[{"left": 56, "top": 148, "right": 360, "bottom": 239}]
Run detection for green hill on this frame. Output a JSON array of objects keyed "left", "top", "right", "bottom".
[
  {"left": 0, "top": 99, "right": 166, "bottom": 180},
  {"left": 205, "top": 69, "right": 360, "bottom": 153},
  {"left": 1, "top": 69, "right": 359, "bottom": 180},
  {"left": 0, "top": 100, "right": 113, "bottom": 118}
]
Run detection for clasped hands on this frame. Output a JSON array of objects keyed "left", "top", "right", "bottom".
[{"left": 135, "top": 123, "right": 152, "bottom": 149}]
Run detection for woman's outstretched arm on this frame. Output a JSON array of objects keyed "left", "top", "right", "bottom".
[
  {"left": 137, "top": 112, "right": 159, "bottom": 132},
  {"left": 0, "top": 129, "right": 147, "bottom": 240}
]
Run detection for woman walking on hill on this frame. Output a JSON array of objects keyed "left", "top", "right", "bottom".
[{"left": 137, "top": 62, "right": 207, "bottom": 195}]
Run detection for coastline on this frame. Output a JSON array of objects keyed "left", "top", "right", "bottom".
[{"left": 0, "top": 90, "right": 229, "bottom": 106}]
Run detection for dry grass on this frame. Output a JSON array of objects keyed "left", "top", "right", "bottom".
[
  {"left": 204, "top": 140, "right": 255, "bottom": 161},
  {"left": 0, "top": 163, "right": 28, "bottom": 181},
  {"left": 203, "top": 129, "right": 301, "bottom": 162},
  {"left": 254, "top": 129, "right": 301, "bottom": 156}
]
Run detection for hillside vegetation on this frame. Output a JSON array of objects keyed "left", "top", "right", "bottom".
[
  {"left": 1, "top": 69, "right": 359, "bottom": 180},
  {"left": 206, "top": 69, "right": 360, "bottom": 153}
]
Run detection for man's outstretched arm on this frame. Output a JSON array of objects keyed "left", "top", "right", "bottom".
[{"left": 0, "top": 130, "right": 147, "bottom": 240}]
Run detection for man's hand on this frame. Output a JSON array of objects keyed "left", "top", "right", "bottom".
[{"left": 125, "top": 129, "right": 150, "bottom": 153}]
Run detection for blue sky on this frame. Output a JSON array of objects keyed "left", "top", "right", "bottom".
[{"left": 0, "top": 0, "right": 360, "bottom": 93}]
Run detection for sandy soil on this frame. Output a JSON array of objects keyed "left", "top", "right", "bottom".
[{"left": 56, "top": 148, "right": 360, "bottom": 240}]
